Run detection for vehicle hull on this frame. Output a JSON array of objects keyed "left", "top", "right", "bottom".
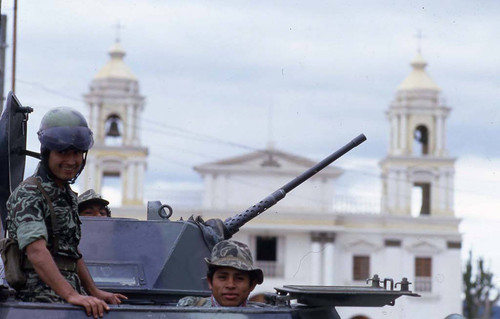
[{"left": 0, "top": 301, "right": 341, "bottom": 319}]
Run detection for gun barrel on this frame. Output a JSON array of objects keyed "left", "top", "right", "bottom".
[{"left": 223, "top": 134, "right": 367, "bottom": 237}]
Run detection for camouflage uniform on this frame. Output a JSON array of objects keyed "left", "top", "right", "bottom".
[
  {"left": 177, "top": 240, "right": 263, "bottom": 307},
  {"left": 176, "top": 296, "right": 213, "bottom": 307},
  {"left": 6, "top": 163, "right": 84, "bottom": 302}
]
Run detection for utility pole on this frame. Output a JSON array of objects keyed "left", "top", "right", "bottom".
[
  {"left": 0, "top": 14, "right": 7, "bottom": 114},
  {"left": 0, "top": 0, "right": 6, "bottom": 113},
  {"left": 12, "top": 0, "right": 17, "bottom": 93}
]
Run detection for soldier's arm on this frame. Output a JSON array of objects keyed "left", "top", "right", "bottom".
[
  {"left": 76, "top": 256, "right": 127, "bottom": 304},
  {"left": 25, "top": 239, "right": 109, "bottom": 319}
]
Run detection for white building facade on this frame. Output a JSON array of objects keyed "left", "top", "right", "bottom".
[{"left": 192, "top": 54, "right": 462, "bottom": 319}]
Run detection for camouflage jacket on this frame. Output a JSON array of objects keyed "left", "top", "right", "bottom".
[
  {"left": 177, "top": 295, "right": 249, "bottom": 307},
  {"left": 6, "top": 163, "right": 84, "bottom": 302},
  {"left": 176, "top": 296, "right": 213, "bottom": 307}
]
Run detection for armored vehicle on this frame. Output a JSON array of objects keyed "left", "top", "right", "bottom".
[{"left": 0, "top": 92, "right": 419, "bottom": 318}]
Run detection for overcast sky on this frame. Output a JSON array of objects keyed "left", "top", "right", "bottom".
[{"left": 2, "top": 0, "right": 500, "bottom": 278}]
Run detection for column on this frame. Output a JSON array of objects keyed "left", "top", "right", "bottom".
[
  {"left": 130, "top": 104, "right": 136, "bottom": 146},
  {"left": 124, "top": 161, "right": 134, "bottom": 204},
  {"left": 381, "top": 177, "right": 388, "bottom": 213},
  {"left": 95, "top": 161, "right": 102, "bottom": 194},
  {"left": 436, "top": 116, "right": 443, "bottom": 154},
  {"left": 402, "top": 169, "right": 411, "bottom": 214},
  {"left": 396, "top": 169, "right": 403, "bottom": 212},
  {"left": 322, "top": 233, "right": 336, "bottom": 285},
  {"left": 134, "top": 105, "right": 141, "bottom": 145},
  {"left": 391, "top": 115, "right": 398, "bottom": 153},
  {"left": 311, "top": 233, "right": 322, "bottom": 285},
  {"left": 127, "top": 104, "right": 133, "bottom": 145},
  {"left": 91, "top": 103, "right": 99, "bottom": 137},
  {"left": 434, "top": 174, "right": 442, "bottom": 213},
  {"left": 386, "top": 170, "right": 396, "bottom": 213},
  {"left": 136, "top": 160, "right": 145, "bottom": 203},
  {"left": 447, "top": 170, "right": 454, "bottom": 212},
  {"left": 441, "top": 116, "right": 447, "bottom": 152},
  {"left": 401, "top": 114, "right": 407, "bottom": 151}
]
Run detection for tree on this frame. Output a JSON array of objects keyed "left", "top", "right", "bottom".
[{"left": 463, "top": 250, "right": 499, "bottom": 319}]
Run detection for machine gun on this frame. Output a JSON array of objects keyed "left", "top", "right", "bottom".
[
  {"left": 188, "top": 134, "right": 366, "bottom": 249},
  {"left": 223, "top": 134, "right": 366, "bottom": 236}
]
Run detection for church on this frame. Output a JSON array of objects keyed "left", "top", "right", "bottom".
[{"left": 81, "top": 40, "right": 462, "bottom": 319}]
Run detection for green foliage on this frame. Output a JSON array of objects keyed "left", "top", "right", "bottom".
[{"left": 463, "top": 250, "right": 499, "bottom": 319}]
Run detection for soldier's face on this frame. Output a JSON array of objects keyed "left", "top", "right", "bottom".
[
  {"left": 208, "top": 267, "right": 256, "bottom": 307},
  {"left": 48, "top": 149, "right": 83, "bottom": 184},
  {"left": 79, "top": 203, "right": 108, "bottom": 217}
]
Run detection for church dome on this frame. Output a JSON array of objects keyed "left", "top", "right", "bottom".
[
  {"left": 397, "top": 53, "right": 440, "bottom": 91},
  {"left": 94, "top": 41, "right": 137, "bottom": 80}
]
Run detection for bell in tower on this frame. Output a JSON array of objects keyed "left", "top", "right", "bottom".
[
  {"left": 106, "top": 115, "right": 121, "bottom": 137},
  {"left": 413, "top": 125, "right": 429, "bottom": 155}
]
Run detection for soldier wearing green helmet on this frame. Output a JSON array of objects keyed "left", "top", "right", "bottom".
[
  {"left": 6, "top": 107, "right": 126, "bottom": 318},
  {"left": 37, "top": 107, "right": 94, "bottom": 184}
]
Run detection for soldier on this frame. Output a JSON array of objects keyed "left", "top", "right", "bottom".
[
  {"left": 177, "top": 240, "right": 264, "bottom": 307},
  {"left": 6, "top": 107, "right": 126, "bottom": 318},
  {"left": 78, "top": 189, "right": 111, "bottom": 217}
]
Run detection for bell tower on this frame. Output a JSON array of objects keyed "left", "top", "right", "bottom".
[
  {"left": 82, "top": 40, "right": 148, "bottom": 206},
  {"left": 380, "top": 53, "right": 455, "bottom": 216}
]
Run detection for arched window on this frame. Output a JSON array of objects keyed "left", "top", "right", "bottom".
[
  {"left": 413, "top": 125, "right": 429, "bottom": 155},
  {"left": 351, "top": 315, "right": 370, "bottom": 319}
]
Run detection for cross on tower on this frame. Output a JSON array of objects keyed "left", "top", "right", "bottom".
[
  {"left": 414, "top": 29, "right": 425, "bottom": 54},
  {"left": 113, "top": 21, "right": 125, "bottom": 43}
]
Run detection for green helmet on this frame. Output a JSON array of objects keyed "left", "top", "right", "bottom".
[{"left": 37, "top": 107, "right": 94, "bottom": 151}]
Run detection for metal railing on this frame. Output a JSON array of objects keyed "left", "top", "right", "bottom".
[
  {"left": 414, "top": 276, "right": 432, "bottom": 292},
  {"left": 331, "top": 195, "right": 381, "bottom": 214},
  {"left": 149, "top": 190, "right": 382, "bottom": 215},
  {"left": 254, "top": 261, "right": 284, "bottom": 278}
]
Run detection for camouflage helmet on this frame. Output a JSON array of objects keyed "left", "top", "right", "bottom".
[
  {"left": 205, "top": 240, "right": 264, "bottom": 284},
  {"left": 78, "top": 189, "right": 110, "bottom": 209},
  {"left": 37, "top": 107, "right": 94, "bottom": 151}
]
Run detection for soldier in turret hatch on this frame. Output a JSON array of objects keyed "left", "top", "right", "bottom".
[
  {"left": 6, "top": 107, "right": 126, "bottom": 318},
  {"left": 78, "top": 189, "right": 111, "bottom": 217},
  {"left": 177, "top": 240, "right": 264, "bottom": 307}
]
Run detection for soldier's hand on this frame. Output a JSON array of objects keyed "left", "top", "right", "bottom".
[
  {"left": 67, "top": 294, "right": 109, "bottom": 318},
  {"left": 93, "top": 288, "right": 128, "bottom": 304}
]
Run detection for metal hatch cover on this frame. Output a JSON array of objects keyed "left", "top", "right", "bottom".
[
  {"left": 275, "top": 285, "right": 420, "bottom": 307},
  {"left": 0, "top": 92, "right": 35, "bottom": 229}
]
